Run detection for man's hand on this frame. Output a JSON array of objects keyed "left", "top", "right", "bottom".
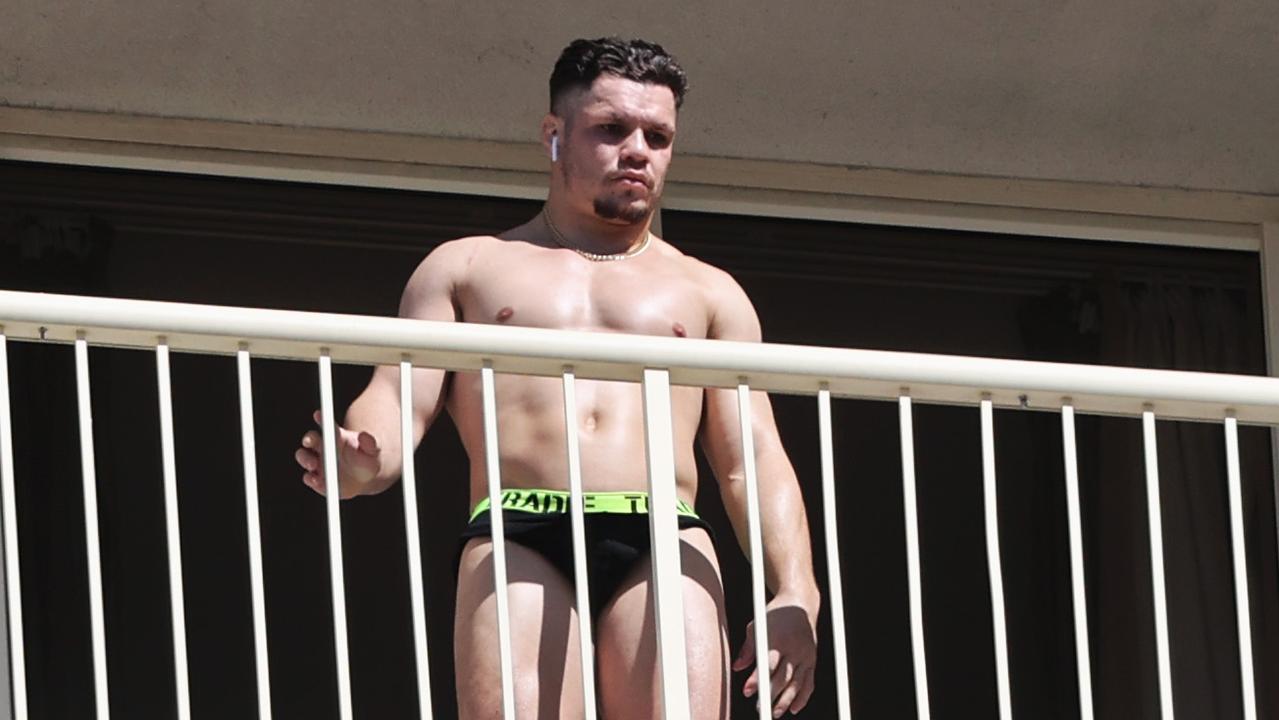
[
  {"left": 733, "top": 595, "right": 819, "bottom": 717},
  {"left": 294, "top": 410, "right": 381, "bottom": 499}
]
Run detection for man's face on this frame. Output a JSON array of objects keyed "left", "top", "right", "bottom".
[{"left": 556, "top": 75, "right": 677, "bottom": 225}]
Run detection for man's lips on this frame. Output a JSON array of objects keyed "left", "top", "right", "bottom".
[{"left": 610, "top": 173, "right": 651, "bottom": 188}]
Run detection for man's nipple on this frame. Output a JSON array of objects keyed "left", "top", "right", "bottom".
[
  {"left": 672, "top": 322, "right": 687, "bottom": 337},
  {"left": 496, "top": 306, "right": 515, "bottom": 322}
]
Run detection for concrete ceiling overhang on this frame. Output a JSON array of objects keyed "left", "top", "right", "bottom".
[{"left": 2, "top": 0, "right": 1277, "bottom": 196}]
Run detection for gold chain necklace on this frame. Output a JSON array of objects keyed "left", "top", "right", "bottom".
[{"left": 542, "top": 209, "right": 652, "bottom": 262}]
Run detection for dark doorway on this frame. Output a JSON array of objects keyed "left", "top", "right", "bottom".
[
  {"left": 664, "top": 210, "right": 1279, "bottom": 719},
  {"left": 1, "top": 161, "right": 1275, "bottom": 719}
]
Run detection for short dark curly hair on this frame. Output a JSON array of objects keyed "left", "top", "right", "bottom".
[{"left": 549, "top": 37, "right": 688, "bottom": 114}]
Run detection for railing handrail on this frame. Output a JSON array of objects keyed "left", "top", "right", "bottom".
[{"left": 0, "top": 289, "right": 1275, "bottom": 423}]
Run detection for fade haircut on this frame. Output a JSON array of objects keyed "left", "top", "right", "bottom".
[{"left": 549, "top": 37, "right": 688, "bottom": 115}]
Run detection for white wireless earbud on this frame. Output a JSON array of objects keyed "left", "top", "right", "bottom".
[{"left": 551, "top": 134, "right": 559, "bottom": 162}]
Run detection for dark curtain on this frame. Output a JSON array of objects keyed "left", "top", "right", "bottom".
[
  {"left": 1013, "top": 275, "right": 1279, "bottom": 720},
  {"left": 1085, "top": 279, "right": 1279, "bottom": 719}
]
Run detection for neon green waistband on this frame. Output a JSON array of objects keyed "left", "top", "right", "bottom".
[{"left": 469, "top": 489, "right": 698, "bottom": 523}]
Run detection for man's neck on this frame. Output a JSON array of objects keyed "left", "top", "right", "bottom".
[{"left": 541, "top": 199, "right": 653, "bottom": 256}]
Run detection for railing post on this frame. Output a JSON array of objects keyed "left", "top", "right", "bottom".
[
  {"left": 75, "top": 334, "right": 110, "bottom": 719},
  {"left": 0, "top": 331, "right": 20, "bottom": 720},
  {"left": 737, "top": 382, "right": 772, "bottom": 720},
  {"left": 1060, "top": 403, "right": 1095, "bottom": 720},
  {"left": 641, "top": 369, "right": 690, "bottom": 720},
  {"left": 399, "top": 359, "right": 435, "bottom": 720},
  {"left": 979, "top": 398, "right": 1013, "bottom": 720},
  {"left": 817, "top": 387, "right": 852, "bottom": 720},
  {"left": 236, "top": 347, "right": 273, "bottom": 720},
  {"left": 479, "top": 362, "right": 516, "bottom": 720},
  {"left": 1224, "top": 414, "right": 1258, "bottom": 720},
  {"left": 561, "top": 369, "right": 598, "bottom": 720},
  {"left": 1141, "top": 408, "right": 1175, "bottom": 720},
  {"left": 154, "top": 341, "right": 191, "bottom": 720},
  {"left": 318, "top": 351, "right": 353, "bottom": 720},
  {"left": 898, "top": 392, "right": 931, "bottom": 720}
]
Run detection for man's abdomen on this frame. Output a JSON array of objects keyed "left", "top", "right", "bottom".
[{"left": 451, "top": 373, "right": 702, "bottom": 502}]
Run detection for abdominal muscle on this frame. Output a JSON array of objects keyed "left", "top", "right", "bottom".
[{"left": 448, "top": 371, "right": 704, "bottom": 510}]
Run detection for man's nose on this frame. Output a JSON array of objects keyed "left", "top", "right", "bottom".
[{"left": 619, "top": 129, "right": 649, "bottom": 163}]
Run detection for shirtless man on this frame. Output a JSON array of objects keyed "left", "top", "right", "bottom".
[{"left": 294, "top": 38, "right": 820, "bottom": 719}]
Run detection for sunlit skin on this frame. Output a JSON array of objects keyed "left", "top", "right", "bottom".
[{"left": 295, "top": 74, "right": 820, "bottom": 719}]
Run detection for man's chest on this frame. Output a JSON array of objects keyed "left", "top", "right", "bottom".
[{"left": 459, "top": 253, "right": 711, "bottom": 339}]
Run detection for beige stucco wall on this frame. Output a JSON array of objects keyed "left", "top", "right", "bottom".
[{"left": 2, "top": 0, "right": 1277, "bottom": 195}]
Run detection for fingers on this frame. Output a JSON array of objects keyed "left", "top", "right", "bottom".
[
  {"left": 767, "top": 670, "right": 798, "bottom": 716},
  {"left": 298, "top": 424, "right": 327, "bottom": 495},
  {"left": 356, "top": 430, "right": 380, "bottom": 456},
  {"left": 310, "top": 410, "right": 377, "bottom": 457},
  {"left": 758, "top": 649, "right": 788, "bottom": 712},
  {"left": 753, "top": 662, "right": 813, "bottom": 718},
  {"left": 738, "top": 638, "right": 814, "bottom": 717},
  {"left": 299, "top": 413, "right": 379, "bottom": 500},
  {"left": 303, "top": 471, "right": 326, "bottom": 495},
  {"left": 733, "top": 622, "right": 755, "bottom": 672},
  {"left": 768, "top": 652, "right": 793, "bottom": 699},
  {"left": 741, "top": 649, "right": 780, "bottom": 700},
  {"left": 788, "top": 666, "right": 815, "bottom": 714},
  {"left": 295, "top": 444, "right": 325, "bottom": 493},
  {"left": 742, "top": 669, "right": 758, "bottom": 699},
  {"left": 295, "top": 446, "right": 319, "bottom": 472},
  {"left": 298, "top": 431, "right": 323, "bottom": 473},
  {"left": 737, "top": 604, "right": 820, "bottom": 715}
]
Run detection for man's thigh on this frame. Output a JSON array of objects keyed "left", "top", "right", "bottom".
[
  {"left": 594, "top": 527, "right": 730, "bottom": 720},
  {"left": 454, "top": 537, "right": 584, "bottom": 720}
]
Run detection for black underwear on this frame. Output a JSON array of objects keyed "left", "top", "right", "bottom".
[{"left": 458, "top": 489, "right": 714, "bottom": 617}]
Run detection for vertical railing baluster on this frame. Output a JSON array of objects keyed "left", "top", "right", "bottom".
[
  {"left": 899, "top": 393, "right": 931, "bottom": 720},
  {"left": 817, "top": 387, "right": 852, "bottom": 720},
  {"left": 737, "top": 382, "right": 772, "bottom": 720},
  {"left": 75, "top": 334, "right": 110, "bottom": 719},
  {"left": 318, "top": 351, "right": 353, "bottom": 720},
  {"left": 398, "top": 359, "right": 434, "bottom": 720},
  {"left": 480, "top": 362, "right": 516, "bottom": 720},
  {"left": 155, "top": 341, "right": 191, "bottom": 720},
  {"left": 1141, "top": 408, "right": 1175, "bottom": 719},
  {"left": 236, "top": 347, "right": 273, "bottom": 720},
  {"left": 979, "top": 397, "right": 1013, "bottom": 720},
  {"left": 640, "top": 368, "right": 690, "bottom": 720},
  {"left": 0, "top": 332, "right": 27, "bottom": 720},
  {"left": 561, "top": 369, "right": 598, "bottom": 720},
  {"left": 1223, "top": 414, "right": 1258, "bottom": 720},
  {"left": 1060, "top": 403, "right": 1094, "bottom": 720}
]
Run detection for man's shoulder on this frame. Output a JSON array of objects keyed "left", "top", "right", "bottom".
[
  {"left": 420, "top": 222, "right": 545, "bottom": 271},
  {"left": 398, "top": 235, "right": 500, "bottom": 314},
  {"left": 408, "top": 234, "right": 502, "bottom": 281},
  {"left": 425, "top": 234, "right": 499, "bottom": 263}
]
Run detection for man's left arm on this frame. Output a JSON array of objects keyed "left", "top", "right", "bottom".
[{"left": 699, "top": 268, "right": 821, "bottom": 716}]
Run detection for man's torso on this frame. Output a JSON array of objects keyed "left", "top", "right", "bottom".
[{"left": 419, "top": 225, "right": 723, "bottom": 509}]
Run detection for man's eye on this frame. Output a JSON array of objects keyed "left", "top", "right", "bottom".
[{"left": 646, "top": 132, "right": 670, "bottom": 147}]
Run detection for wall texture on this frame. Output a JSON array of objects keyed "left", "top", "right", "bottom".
[{"left": 3, "top": 0, "right": 1277, "bottom": 195}]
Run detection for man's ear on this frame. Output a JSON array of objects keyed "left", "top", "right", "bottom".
[{"left": 540, "top": 115, "right": 562, "bottom": 160}]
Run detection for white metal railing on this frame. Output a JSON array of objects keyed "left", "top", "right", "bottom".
[{"left": 0, "top": 289, "right": 1269, "bottom": 720}]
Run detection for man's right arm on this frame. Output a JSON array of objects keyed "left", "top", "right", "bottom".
[{"left": 295, "top": 238, "right": 474, "bottom": 498}]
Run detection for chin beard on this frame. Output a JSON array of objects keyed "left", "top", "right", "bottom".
[{"left": 594, "top": 195, "right": 654, "bottom": 224}]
